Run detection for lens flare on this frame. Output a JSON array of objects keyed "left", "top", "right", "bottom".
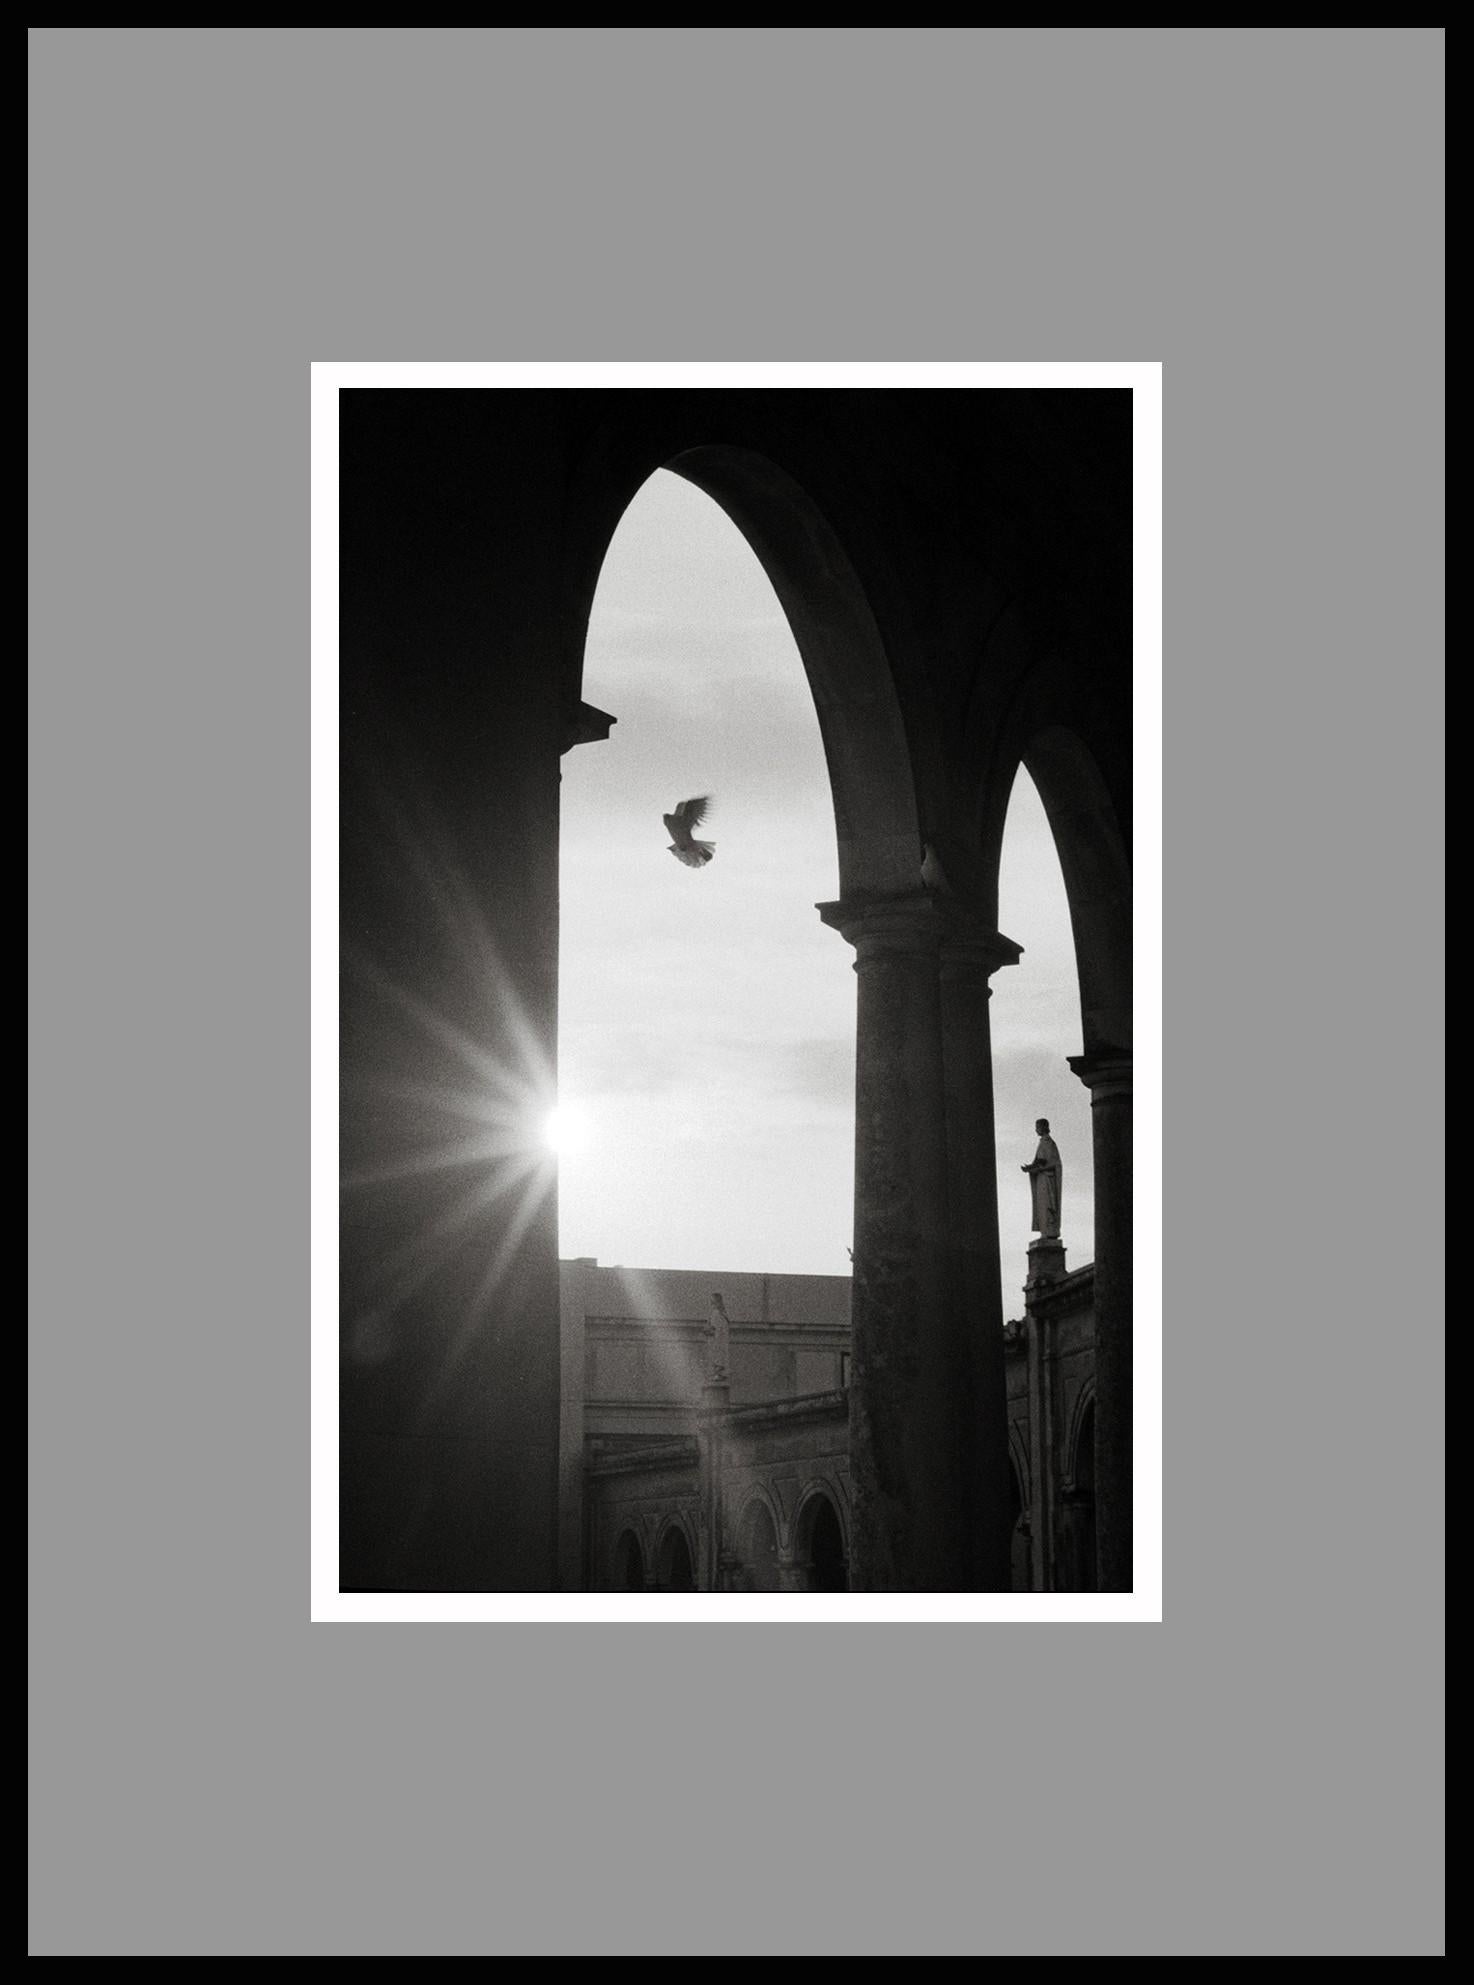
[{"left": 542, "top": 1103, "right": 591, "bottom": 1155}]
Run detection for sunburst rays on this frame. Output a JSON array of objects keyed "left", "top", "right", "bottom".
[{"left": 340, "top": 779, "right": 562, "bottom": 1397}]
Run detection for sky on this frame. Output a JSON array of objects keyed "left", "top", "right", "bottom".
[{"left": 557, "top": 470, "right": 1093, "bottom": 1319}]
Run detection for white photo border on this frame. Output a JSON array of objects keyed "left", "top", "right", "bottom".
[{"left": 310, "top": 359, "right": 1163, "bottom": 1624}]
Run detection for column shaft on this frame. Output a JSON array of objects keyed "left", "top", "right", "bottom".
[
  {"left": 697, "top": 1382, "right": 728, "bottom": 1593},
  {"left": 1024, "top": 1314, "right": 1052, "bottom": 1590},
  {"left": 1070, "top": 1053, "right": 1132, "bottom": 1591},
  {"left": 939, "top": 932, "right": 1020, "bottom": 1591},
  {"left": 820, "top": 895, "right": 1018, "bottom": 1591},
  {"left": 851, "top": 936, "right": 951, "bottom": 1586}
]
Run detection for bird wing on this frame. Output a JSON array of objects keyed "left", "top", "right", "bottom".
[{"left": 671, "top": 795, "right": 711, "bottom": 830}]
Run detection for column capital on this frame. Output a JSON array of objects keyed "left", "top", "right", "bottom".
[
  {"left": 559, "top": 700, "right": 617, "bottom": 754},
  {"left": 939, "top": 920, "right": 1023, "bottom": 981},
  {"left": 775, "top": 1554, "right": 807, "bottom": 1593},
  {"left": 1068, "top": 1048, "right": 1133, "bottom": 1101},
  {"left": 817, "top": 890, "right": 1022, "bottom": 973}
]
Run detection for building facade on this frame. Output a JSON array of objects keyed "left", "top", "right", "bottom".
[{"left": 563, "top": 1244, "right": 1098, "bottom": 1593}]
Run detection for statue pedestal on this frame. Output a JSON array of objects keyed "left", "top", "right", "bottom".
[{"left": 1025, "top": 1236, "right": 1067, "bottom": 1292}]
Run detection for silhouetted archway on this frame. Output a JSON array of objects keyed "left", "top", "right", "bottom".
[
  {"left": 1020, "top": 728, "right": 1130, "bottom": 1057},
  {"left": 1062, "top": 1399, "right": 1097, "bottom": 1592},
  {"left": 560, "top": 466, "right": 860, "bottom": 1276},
  {"left": 797, "top": 1492, "right": 848, "bottom": 1591},
  {"left": 655, "top": 1524, "right": 695, "bottom": 1592},
  {"left": 736, "top": 1499, "right": 780, "bottom": 1593},
  {"left": 613, "top": 1530, "right": 645, "bottom": 1592},
  {"left": 1008, "top": 1455, "right": 1031, "bottom": 1593},
  {"left": 980, "top": 710, "right": 1131, "bottom": 1593},
  {"left": 568, "top": 442, "right": 925, "bottom": 902}
]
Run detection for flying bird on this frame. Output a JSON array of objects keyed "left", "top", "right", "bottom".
[{"left": 663, "top": 794, "right": 715, "bottom": 868}]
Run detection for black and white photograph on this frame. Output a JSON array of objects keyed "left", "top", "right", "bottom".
[
  {"left": 323, "top": 366, "right": 1154, "bottom": 1609},
  {"left": 31, "top": 28, "right": 1442, "bottom": 1959}
]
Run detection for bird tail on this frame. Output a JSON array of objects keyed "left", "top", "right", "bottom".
[{"left": 669, "top": 840, "right": 716, "bottom": 868}]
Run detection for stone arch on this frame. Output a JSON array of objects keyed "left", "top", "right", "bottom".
[
  {"left": 1006, "top": 1429, "right": 1032, "bottom": 1594},
  {"left": 1007, "top": 1425, "right": 1030, "bottom": 1515},
  {"left": 565, "top": 441, "right": 925, "bottom": 900},
  {"left": 732, "top": 1491, "right": 783, "bottom": 1594},
  {"left": 1064, "top": 1380, "right": 1098, "bottom": 1487},
  {"left": 653, "top": 1516, "right": 697, "bottom": 1593},
  {"left": 611, "top": 1527, "right": 645, "bottom": 1592},
  {"left": 974, "top": 664, "right": 1130, "bottom": 1592},
  {"left": 1019, "top": 728, "right": 1130, "bottom": 1058},
  {"left": 1060, "top": 1389, "right": 1099, "bottom": 1593},
  {"left": 794, "top": 1476, "right": 850, "bottom": 1554},
  {"left": 970, "top": 622, "right": 1130, "bottom": 1059},
  {"left": 794, "top": 1482, "right": 849, "bottom": 1592}
]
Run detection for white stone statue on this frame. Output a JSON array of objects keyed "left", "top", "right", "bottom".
[
  {"left": 1022, "top": 1118, "right": 1062, "bottom": 1240},
  {"left": 708, "top": 1292, "right": 731, "bottom": 1383}
]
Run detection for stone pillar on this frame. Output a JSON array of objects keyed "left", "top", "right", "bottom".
[
  {"left": 696, "top": 1380, "right": 729, "bottom": 1592},
  {"left": 1069, "top": 1049, "right": 1132, "bottom": 1591},
  {"left": 937, "top": 918, "right": 1022, "bottom": 1591},
  {"left": 819, "top": 892, "right": 1016, "bottom": 1589},
  {"left": 1023, "top": 1313, "right": 1050, "bottom": 1591},
  {"left": 338, "top": 393, "right": 566, "bottom": 1593},
  {"left": 1022, "top": 1240, "right": 1066, "bottom": 1591},
  {"left": 557, "top": 1257, "right": 593, "bottom": 1592},
  {"left": 776, "top": 1553, "right": 806, "bottom": 1593}
]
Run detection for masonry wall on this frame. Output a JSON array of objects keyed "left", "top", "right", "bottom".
[{"left": 560, "top": 1258, "right": 851, "bottom": 1586}]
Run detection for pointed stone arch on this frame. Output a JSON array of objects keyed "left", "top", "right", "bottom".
[
  {"left": 611, "top": 1528, "right": 645, "bottom": 1592},
  {"left": 566, "top": 441, "right": 925, "bottom": 900},
  {"left": 794, "top": 1482, "right": 850, "bottom": 1592},
  {"left": 975, "top": 660, "right": 1133, "bottom": 1595},
  {"left": 654, "top": 1516, "right": 696, "bottom": 1593}
]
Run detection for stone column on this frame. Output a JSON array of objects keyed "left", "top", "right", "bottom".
[
  {"left": 776, "top": 1553, "right": 806, "bottom": 1593},
  {"left": 937, "top": 916, "right": 1022, "bottom": 1591},
  {"left": 1022, "top": 1244, "right": 1066, "bottom": 1590},
  {"left": 1068, "top": 1049, "right": 1133, "bottom": 1591},
  {"left": 1023, "top": 1312, "right": 1051, "bottom": 1591},
  {"left": 696, "top": 1380, "right": 729, "bottom": 1592},
  {"left": 819, "top": 892, "right": 1000, "bottom": 1589}
]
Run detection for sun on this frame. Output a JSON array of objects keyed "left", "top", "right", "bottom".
[{"left": 541, "top": 1102, "right": 591, "bottom": 1155}]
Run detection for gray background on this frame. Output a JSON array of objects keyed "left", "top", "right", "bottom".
[{"left": 29, "top": 29, "right": 1443, "bottom": 1956}]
